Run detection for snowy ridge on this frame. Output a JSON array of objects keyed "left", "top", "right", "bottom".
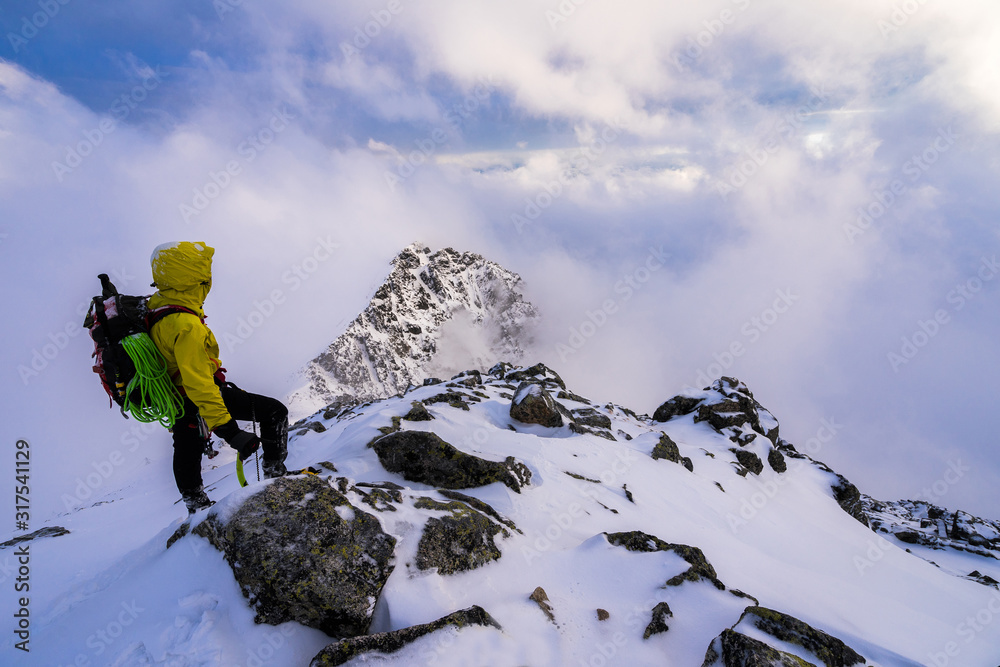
[
  {"left": 286, "top": 243, "right": 538, "bottom": 420},
  {"left": 12, "top": 363, "right": 1000, "bottom": 666}
]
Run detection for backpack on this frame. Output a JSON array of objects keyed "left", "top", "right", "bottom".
[{"left": 83, "top": 274, "right": 195, "bottom": 427}]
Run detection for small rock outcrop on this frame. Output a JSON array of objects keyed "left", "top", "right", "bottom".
[
  {"left": 310, "top": 605, "right": 501, "bottom": 667},
  {"left": 651, "top": 433, "right": 681, "bottom": 463},
  {"left": 702, "top": 629, "right": 808, "bottom": 667},
  {"left": 604, "top": 531, "right": 726, "bottom": 590},
  {"left": 529, "top": 586, "right": 557, "bottom": 625},
  {"left": 643, "top": 602, "right": 673, "bottom": 639},
  {"left": 830, "top": 474, "right": 869, "bottom": 527},
  {"left": 510, "top": 381, "right": 564, "bottom": 427},
  {"left": 738, "top": 606, "right": 866, "bottom": 667},
  {"left": 414, "top": 497, "right": 508, "bottom": 574},
  {"left": 653, "top": 377, "right": 780, "bottom": 446},
  {"left": 373, "top": 430, "right": 531, "bottom": 492},
  {"left": 192, "top": 476, "right": 396, "bottom": 638}
]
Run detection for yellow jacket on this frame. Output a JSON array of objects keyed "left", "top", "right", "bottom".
[{"left": 147, "top": 242, "right": 232, "bottom": 431}]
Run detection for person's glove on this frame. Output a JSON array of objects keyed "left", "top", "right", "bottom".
[{"left": 214, "top": 420, "right": 260, "bottom": 460}]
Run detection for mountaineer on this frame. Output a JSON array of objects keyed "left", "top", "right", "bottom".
[{"left": 147, "top": 241, "right": 288, "bottom": 512}]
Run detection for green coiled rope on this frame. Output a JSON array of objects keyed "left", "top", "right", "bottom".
[{"left": 121, "top": 333, "right": 184, "bottom": 428}]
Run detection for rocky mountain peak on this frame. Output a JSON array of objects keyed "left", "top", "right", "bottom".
[{"left": 287, "top": 243, "right": 538, "bottom": 419}]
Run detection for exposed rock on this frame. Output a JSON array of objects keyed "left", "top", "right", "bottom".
[
  {"left": 568, "top": 422, "right": 617, "bottom": 441},
  {"left": 357, "top": 486, "right": 403, "bottom": 512},
  {"left": 651, "top": 433, "right": 681, "bottom": 463},
  {"left": 655, "top": 378, "right": 781, "bottom": 447},
  {"left": 319, "top": 460, "right": 339, "bottom": 472},
  {"left": 290, "top": 244, "right": 538, "bottom": 416},
  {"left": 192, "top": 476, "right": 396, "bottom": 638},
  {"left": 373, "top": 430, "right": 530, "bottom": 492},
  {"left": 529, "top": 586, "right": 557, "bottom": 624},
  {"left": 652, "top": 395, "right": 703, "bottom": 423},
  {"left": 0, "top": 526, "right": 70, "bottom": 549},
  {"left": 402, "top": 401, "right": 434, "bottom": 421},
  {"left": 768, "top": 447, "right": 787, "bottom": 473},
  {"left": 597, "top": 608, "right": 610, "bottom": 621},
  {"left": 605, "top": 531, "right": 726, "bottom": 590},
  {"left": 310, "top": 605, "right": 501, "bottom": 667},
  {"left": 571, "top": 407, "right": 612, "bottom": 429},
  {"left": 424, "top": 391, "right": 477, "bottom": 411},
  {"left": 438, "top": 489, "right": 520, "bottom": 532},
  {"left": 643, "top": 602, "right": 673, "bottom": 639},
  {"left": 830, "top": 475, "right": 869, "bottom": 527},
  {"left": 739, "top": 606, "right": 866, "bottom": 667},
  {"left": 702, "top": 629, "right": 810, "bottom": 667},
  {"left": 510, "top": 381, "right": 564, "bottom": 427},
  {"left": 414, "top": 498, "right": 508, "bottom": 574},
  {"left": 295, "top": 421, "right": 327, "bottom": 436},
  {"left": 732, "top": 449, "right": 764, "bottom": 476},
  {"left": 506, "top": 363, "right": 566, "bottom": 391},
  {"left": 558, "top": 390, "right": 591, "bottom": 404}
]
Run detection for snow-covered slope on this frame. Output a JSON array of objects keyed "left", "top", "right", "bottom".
[
  {"left": 286, "top": 243, "right": 538, "bottom": 420},
  {"left": 8, "top": 363, "right": 1000, "bottom": 666}
]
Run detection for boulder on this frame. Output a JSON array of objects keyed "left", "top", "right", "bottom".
[
  {"left": 310, "top": 606, "right": 501, "bottom": 667},
  {"left": 414, "top": 497, "right": 509, "bottom": 574},
  {"left": 643, "top": 602, "right": 673, "bottom": 639},
  {"left": 702, "top": 629, "right": 807, "bottom": 667},
  {"left": 402, "top": 401, "right": 434, "bottom": 421},
  {"left": 736, "top": 606, "right": 867, "bottom": 667},
  {"left": 731, "top": 449, "right": 764, "bottom": 476},
  {"left": 192, "top": 476, "right": 396, "bottom": 638},
  {"left": 831, "top": 474, "right": 870, "bottom": 527},
  {"left": 651, "top": 433, "right": 681, "bottom": 463},
  {"left": 571, "top": 407, "right": 612, "bottom": 429},
  {"left": 510, "top": 381, "right": 564, "bottom": 427},
  {"left": 652, "top": 395, "right": 703, "bottom": 423},
  {"left": 372, "top": 430, "right": 531, "bottom": 492},
  {"left": 506, "top": 362, "right": 566, "bottom": 390}
]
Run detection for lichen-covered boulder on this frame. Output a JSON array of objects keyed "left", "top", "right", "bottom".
[
  {"left": 643, "top": 602, "right": 673, "bottom": 639},
  {"left": 372, "top": 430, "right": 531, "bottom": 492},
  {"left": 702, "top": 629, "right": 809, "bottom": 666},
  {"left": 651, "top": 433, "right": 681, "bottom": 463},
  {"left": 310, "top": 605, "right": 502, "bottom": 667},
  {"left": 738, "top": 606, "right": 866, "bottom": 667},
  {"left": 414, "top": 498, "right": 509, "bottom": 574},
  {"left": 510, "top": 381, "right": 564, "bottom": 427},
  {"left": 402, "top": 401, "right": 434, "bottom": 421},
  {"left": 571, "top": 407, "right": 612, "bottom": 429},
  {"left": 192, "top": 475, "right": 396, "bottom": 638},
  {"left": 652, "top": 395, "right": 703, "bottom": 423}
]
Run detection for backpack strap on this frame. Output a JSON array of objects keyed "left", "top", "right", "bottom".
[{"left": 146, "top": 305, "right": 203, "bottom": 329}]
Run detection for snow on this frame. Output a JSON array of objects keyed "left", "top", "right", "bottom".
[{"left": 5, "top": 369, "right": 1000, "bottom": 666}]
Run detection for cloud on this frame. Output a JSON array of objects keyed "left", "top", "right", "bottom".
[{"left": 2, "top": 0, "right": 999, "bottom": 520}]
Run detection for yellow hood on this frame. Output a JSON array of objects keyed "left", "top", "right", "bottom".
[{"left": 148, "top": 241, "right": 214, "bottom": 314}]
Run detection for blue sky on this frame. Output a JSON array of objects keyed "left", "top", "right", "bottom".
[{"left": 1, "top": 0, "right": 998, "bottom": 520}]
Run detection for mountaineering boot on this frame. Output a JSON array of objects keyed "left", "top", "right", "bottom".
[
  {"left": 262, "top": 459, "right": 288, "bottom": 479},
  {"left": 181, "top": 487, "right": 214, "bottom": 514}
]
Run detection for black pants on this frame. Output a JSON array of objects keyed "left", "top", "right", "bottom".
[{"left": 172, "top": 381, "right": 288, "bottom": 492}]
